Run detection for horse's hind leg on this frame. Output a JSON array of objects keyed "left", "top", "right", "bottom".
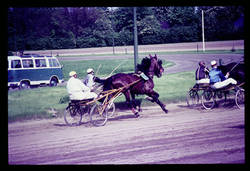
[
  {"left": 131, "top": 93, "right": 142, "bottom": 112},
  {"left": 124, "top": 90, "right": 140, "bottom": 117},
  {"left": 147, "top": 91, "right": 168, "bottom": 113}
]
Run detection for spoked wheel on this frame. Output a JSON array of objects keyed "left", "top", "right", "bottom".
[
  {"left": 90, "top": 103, "right": 108, "bottom": 127},
  {"left": 64, "top": 105, "right": 83, "bottom": 126},
  {"left": 186, "top": 89, "right": 199, "bottom": 107},
  {"left": 201, "top": 89, "right": 215, "bottom": 110},
  {"left": 215, "top": 90, "right": 227, "bottom": 107},
  {"left": 235, "top": 88, "right": 245, "bottom": 109},
  {"left": 106, "top": 102, "right": 116, "bottom": 118}
]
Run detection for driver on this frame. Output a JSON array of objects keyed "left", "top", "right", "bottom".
[
  {"left": 67, "top": 71, "right": 97, "bottom": 101},
  {"left": 83, "top": 68, "right": 106, "bottom": 93},
  {"left": 195, "top": 61, "right": 210, "bottom": 84},
  {"left": 209, "top": 60, "right": 237, "bottom": 89}
]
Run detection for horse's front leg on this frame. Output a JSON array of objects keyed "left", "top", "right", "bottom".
[
  {"left": 146, "top": 91, "right": 168, "bottom": 113},
  {"left": 124, "top": 90, "right": 140, "bottom": 117}
]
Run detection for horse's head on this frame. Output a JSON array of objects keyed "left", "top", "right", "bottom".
[
  {"left": 218, "top": 62, "right": 245, "bottom": 84},
  {"left": 149, "top": 54, "right": 164, "bottom": 78}
]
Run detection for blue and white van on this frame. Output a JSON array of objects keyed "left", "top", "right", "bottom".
[{"left": 8, "top": 54, "right": 64, "bottom": 89}]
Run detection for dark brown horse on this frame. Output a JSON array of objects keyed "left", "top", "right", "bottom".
[
  {"left": 218, "top": 59, "right": 245, "bottom": 85},
  {"left": 103, "top": 54, "right": 168, "bottom": 117}
]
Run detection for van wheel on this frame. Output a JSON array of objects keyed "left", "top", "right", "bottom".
[
  {"left": 50, "top": 78, "right": 58, "bottom": 87},
  {"left": 19, "top": 81, "right": 30, "bottom": 89}
]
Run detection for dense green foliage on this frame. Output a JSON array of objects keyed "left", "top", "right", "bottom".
[{"left": 8, "top": 6, "right": 244, "bottom": 52}]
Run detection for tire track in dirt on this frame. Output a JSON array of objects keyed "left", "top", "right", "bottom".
[{"left": 8, "top": 103, "right": 244, "bottom": 164}]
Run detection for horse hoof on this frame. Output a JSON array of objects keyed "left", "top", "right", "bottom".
[
  {"left": 134, "top": 112, "right": 140, "bottom": 118},
  {"left": 164, "top": 109, "right": 168, "bottom": 113},
  {"left": 145, "top": 97, "right": 154, "bottom": 103}
]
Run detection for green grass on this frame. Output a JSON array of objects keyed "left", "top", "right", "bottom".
[
  {"left": 8, "top": 58, "right": 196, "bottom": 122},
  {"left": 108, "top": 71, "right": 196, "bottom": 107},
  {"left": 8, "top": 49, "right": 243, "bottom": 122},
  {"left": 8, "top": 70, "right": 196, "bottom": 122},
  {"left": 8, "top": 87, "right": 68, "bottom": 122},
  {"left": 60, "top": 58, "right": 174, "bottom": 81},
  {"left": 58, "top": 49, "right": 244, "bottom": 58},
  {"left": 153, "top": 71, "right": 195, "bottom": 102}
]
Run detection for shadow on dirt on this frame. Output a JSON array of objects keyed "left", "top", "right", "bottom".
[
  {"left": 178, "top": 99, "right": 239, "bottom": 110},
  {"left": 108, "top": 114, "right": 137, "bottom": 121},
  {"left": 114, "top": 99, "right": 142, "bottom": 111},
  {"left": 54, "top": 123, "right": 68, "bottom": 127},
  {"left": 229, "top": 124, "right": 245, "bottom": 129}
]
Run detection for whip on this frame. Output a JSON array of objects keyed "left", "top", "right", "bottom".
[
  {"left": 229, "top": 60, "right": 243, "bottom": 73},
  {"left": 95, "top": 64, "right": 102, "bottom": 76},
  {"left": 106, "top": 61, "right": 126, "bottom": 78}
]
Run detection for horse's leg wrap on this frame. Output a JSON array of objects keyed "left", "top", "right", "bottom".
[
  {"left": 131, "top": 93, "right": 142, "bottom": 113},
  {"left": 131, "top": 99, "right": 142, "bottom": 112},
  {"left": 125, "top": 91, "right": 139, "bottom": 116}
]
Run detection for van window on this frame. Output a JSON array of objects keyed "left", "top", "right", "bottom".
[
  {"left": 11, "top": 60, "right": 22, "bottom": 68},
  {"left": 35, "top": 59, "right": 47, "bottom": 67},
  {"left": 48, "top": 59, "right": 60, "bottom": 67},
  {"left": 22, "top": 59, "right": 34, "bottom": 68}
]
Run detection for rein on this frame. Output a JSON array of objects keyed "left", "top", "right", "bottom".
[
  {"left": 101, "top": 78, "right": 142, "bottom": 95},
  {"left": 123, "top": 78, "right": 142, "bottom": 89}
]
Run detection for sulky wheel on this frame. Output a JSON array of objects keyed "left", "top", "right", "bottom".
[
  {"left": 64, "top": 104, "right": 83, "bottom": 126},
  {"left": 186, "top": 89, "right": 199, "bottom": 108},
  {"left": 201, "top": 88, "right": 215, "bottom": 110},
  {"left": 235, "top": 88, "right": 245, "bottom": 109},
  {"left": 106, "top": 102, "right": 116, "bottom": 118},
  {"left": 90, "top": 103, "right": 108, "bottom": 127}
]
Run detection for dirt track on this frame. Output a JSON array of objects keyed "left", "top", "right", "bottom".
[{"left": 8, "top": 103, "right": 244, "bottom": 164}]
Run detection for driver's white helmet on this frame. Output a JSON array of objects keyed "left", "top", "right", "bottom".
[
  {"left": 211, "top": 60, "right": 217, "bottom": 66},
  {"left": 87, "top": 68, "right": 94, "bottom": 74}
]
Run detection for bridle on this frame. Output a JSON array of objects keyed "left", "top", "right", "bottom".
[{"left": 147, "top": 58, "right": 163, "bottom": 79}]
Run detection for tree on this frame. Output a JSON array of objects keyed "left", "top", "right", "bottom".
[
  {"left": 153, "top": 7, "right": 200, "bottom": 43},
  {"left": 7, "top": 6, "right": 244, "bottom": 51}
]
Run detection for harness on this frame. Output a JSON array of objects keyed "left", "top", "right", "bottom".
[{"left": 133, "top": 72, "right": 149, "bottom": 81}]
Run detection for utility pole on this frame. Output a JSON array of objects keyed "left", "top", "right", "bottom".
[
  {"left": 133, "top": 7, "right": 138, "bottom": 72},
  {"left": 202, "top": 10, "right": 205, "bottom": 52},
  {"left": 201, "top": 6, "right": 225, "bottom": 52},
  {"left": 111, "top": 7, "right": 115, "bottom": 55}
]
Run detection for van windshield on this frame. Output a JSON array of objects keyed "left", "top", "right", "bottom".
[{"left": 48, "top": 59, "right": 60, "bottom": 67}]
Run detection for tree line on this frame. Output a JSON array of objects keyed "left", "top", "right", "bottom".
[{"left": 8, "top": 6, "right": 244, "bottom": 52}]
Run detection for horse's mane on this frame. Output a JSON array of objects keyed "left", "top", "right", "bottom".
[{"left": 136, "top": 57, "right": 151, "bottom": 73}]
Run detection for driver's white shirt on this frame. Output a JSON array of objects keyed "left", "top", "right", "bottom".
[
  {"left": 67, "top": 77, "right": 97, "bottom": 100},
  {"left": 84, "top": 73, "right": 95, "bottom": 89}
]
